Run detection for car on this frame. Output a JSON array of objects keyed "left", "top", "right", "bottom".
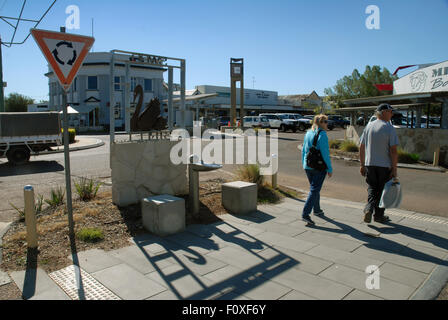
[
  {"left": 328, "top": 115, "right": 350, "bottom": 128},
  {"left": 275, "top": 113, "right": 299, "bottom": 132},
  {"left": 290, "top": 114, "right": 313, "bottom": 131},
  {"left": 243, "top": 116, "right": 270, "bottom": 128},
  {"left": 259, "top": 113, "right": 282, "bottom": 129}
]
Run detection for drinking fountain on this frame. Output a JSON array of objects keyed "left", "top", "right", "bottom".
[{"left": 188, "top": 154, "right": 223, "bottom": 217}]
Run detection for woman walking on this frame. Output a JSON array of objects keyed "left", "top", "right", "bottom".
[{"left": 301, "top": 114, "right": 333, "bottom": 226}]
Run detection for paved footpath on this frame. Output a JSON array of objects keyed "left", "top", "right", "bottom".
[{"left": 4, "top": 196, "right": 448, "bottom": 300}]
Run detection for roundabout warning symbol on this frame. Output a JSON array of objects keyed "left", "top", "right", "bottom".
[
  {"left": 31, "top": 29, "right": 95, "bottom": 91},
  {"left": 53, "top": 41, "right": 77, "bottom": 66}
]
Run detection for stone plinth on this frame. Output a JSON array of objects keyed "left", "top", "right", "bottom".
[
  {"left": 141, "top": 195, "right": 185, "bottom": 236},
  {"left": 222, "top": 181, "right": 257, "bottom": 215},
  {"left": 111, "top": 140, "right": 188, "bottom": 207}
]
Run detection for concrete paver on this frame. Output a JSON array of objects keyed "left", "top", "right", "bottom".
[
  {"left": 70, "top": 248, "right": 122, "bottom": 273},
  {"left": 10, "top": 268, "right": 69, "bottom": 300},
  {"left": 343, "top": 289, "right": 384, "bottom": 300},
  {"left": 0, "top": 270, "right": 12, "bottom": 286},
  {"left": 92, "top": 263, "right": 166, "bottom": 300},
  {"left": 319, "top": 264, "right": 416, "bottom": 300}
]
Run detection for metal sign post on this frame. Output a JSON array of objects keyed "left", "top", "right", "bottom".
[{"left": 31, "top": 28, "right": 94, "bottom": 239}]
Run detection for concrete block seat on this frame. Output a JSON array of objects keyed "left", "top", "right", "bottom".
[
  {"left": 141, "top": 195, "right": 186, "bottom": 236},
  {"left": 222, "top": 181, "right": 257, "bottom": 215}
]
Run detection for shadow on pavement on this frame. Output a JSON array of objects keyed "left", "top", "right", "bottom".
[
  {"left": 0, "top": 161, "right": 64, "bottom": 177},
  {"left": 118, "top": 205, "right": 299, "bottom": 300},
  {"left": 22, "top": 248, "right": 38, "bottom": 300},
  {"left": 313, "top": 216, "right": 448, "bottom": 267}
]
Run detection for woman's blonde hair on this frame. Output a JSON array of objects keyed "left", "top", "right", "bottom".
[{"left": 312, "top": 114, "right": 328, "bottom": 130}]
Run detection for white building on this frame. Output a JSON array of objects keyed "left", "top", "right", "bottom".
[{"left": 46, "top": 52, "right": 167, "bottom": 130}]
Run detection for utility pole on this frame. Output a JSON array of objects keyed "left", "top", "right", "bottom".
[{"left": 0, "top": 36, "right": 4, "bottom": 112}]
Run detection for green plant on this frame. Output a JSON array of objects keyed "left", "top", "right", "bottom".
[
  {"left": 45, "top": 186, "right": 65, "bottom": 208},
  {"left": 9, "top": 193, "right": 44, "bottom": 220},
  {"left": 236, "top": 164, "right": 264, "bottom": 189},
  {"left": 9, "top": 202, "right": 25, "bottom": 221},
  {"left": 74, "top": 177, "right": 103, "bottom": 201},
  {"left": 61, "top": 128, "right": 76, "bottom": 144},
  {"left": 340, "top": 140, "right": 359, "bottom": 152},
  {"left": 398, "top": 149, "right": 420, "bottom": 164},
  {"left": 35, "top": 194, "right": 44, "bottom": 214},
  {"left": 329, "top": 139, "right": 342, "bottom": 149},
  {"left": 76, "top": 228, "right": 104, "bottom": 243}
]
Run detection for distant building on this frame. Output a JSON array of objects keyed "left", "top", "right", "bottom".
[
  {"left": 278, "top": 91, "right": 327, "bottom": 113},
  {"left": 185, "top": 85, "right": 301, "bottom": 117},
  {"left": 46, "top": 52, "right": 167, "bottom": 130},
  {"left": 27, "top": 101, "right": 50, "bottom": 112}
]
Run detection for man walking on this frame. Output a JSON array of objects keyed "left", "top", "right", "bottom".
[{"left": 359, "top": 103, "right": 399, "bottom": 223}]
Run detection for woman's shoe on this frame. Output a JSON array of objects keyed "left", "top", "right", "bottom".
[
  {"left": 314, "top": 210, "right": 325, "bottom": 217},
  {"left": 302, "top": 216, "right": 315, "bottom": 226}
]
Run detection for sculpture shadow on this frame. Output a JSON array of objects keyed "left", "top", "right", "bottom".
[
  {"left": 117, "top": 205, "right": 300, "bottom": 300},
  {"left": 0, "top": 161, "right": 64, "bottom": 177}
]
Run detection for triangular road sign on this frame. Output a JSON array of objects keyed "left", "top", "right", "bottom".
[{"left": 31, "top": 29, "right": 95, "bottom": 92}]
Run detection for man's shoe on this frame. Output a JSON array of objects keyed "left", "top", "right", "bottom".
[
  {"left": 363, "top": 210, "right": 373, "bottom": 223},
  {"left": 302, "top": 216, "right": 316, "bottom": 226},
  {"left": 374, "top": 215, "right": 391, "bottom": 224},
  {"left": 314, "top": 210, "right": 325, "bottom": 217}
]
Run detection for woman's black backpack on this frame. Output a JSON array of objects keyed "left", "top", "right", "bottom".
[{"left": 306, "top": 130, "right": 327, "bottom": 171}]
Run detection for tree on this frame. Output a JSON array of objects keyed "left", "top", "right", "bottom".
[
  {"left": 5, "top": 93, "right": 34, "bottom": 112},
  {"left": 324, "top": 65, "right": 398, "bottom": 109}
]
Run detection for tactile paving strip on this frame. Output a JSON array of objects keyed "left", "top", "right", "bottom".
[{"left": 49, "top": 265, "right": 121, "bottom": 300}]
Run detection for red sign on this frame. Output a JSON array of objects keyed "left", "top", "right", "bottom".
[{"left": 31, "top": 29, "right": 95, "bottom": 91}]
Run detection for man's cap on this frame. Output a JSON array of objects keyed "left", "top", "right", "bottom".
[{"left": 376, "top": 103, "right": 394, "bottom": 112}]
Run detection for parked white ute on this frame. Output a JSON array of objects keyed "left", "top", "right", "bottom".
[
  {"left": 243, "top": 116, "right": 270, "bottom": 128},
  {"left": 259, "top": 113, "right": 282, "bottom": 129}
]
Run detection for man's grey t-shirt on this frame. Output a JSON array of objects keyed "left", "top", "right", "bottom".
[{"left": 360, "top": 119, "right": 399, "bottom": 168}]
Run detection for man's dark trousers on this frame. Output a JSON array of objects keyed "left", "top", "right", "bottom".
[{"left": 364, "top": 166, "right": 391, "bottom": 218}]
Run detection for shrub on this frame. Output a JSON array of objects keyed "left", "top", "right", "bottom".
[
  {"left": 9, "top": 194, "right": 44, "bottom": 221},
  {"left": 340, "top": 140, "right": 359, "bottom": 152},
  {"left": 398, "top": 149, "right": 420, "bottom": 164},
  {"left": 76, "top": 228, "right": 104, "bottom": 243},
  {"left": 45, "top": 186, "right": 65, "bottom": 208},
  {"left": 329, "top": 139, "right": 342, "bottom": 149},
  {"left": 61, "top": 128, "right": 76, "bottom": 144},
  {"left": 74, "top": 177, "right": 103, "bottom": 201},
  {"left": 236, "top": 164, "right": 264, "bottom": 190}
]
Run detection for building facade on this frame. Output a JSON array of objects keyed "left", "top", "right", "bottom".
[{"left": 46, "top": 52, "right": 167, "bottom": 130}]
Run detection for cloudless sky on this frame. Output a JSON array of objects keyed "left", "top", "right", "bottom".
[{"left": 1, "top": 0, "right": 448, "bottom": 101}]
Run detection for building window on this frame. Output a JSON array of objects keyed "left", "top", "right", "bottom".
[
  {"left": 114, "top": 76, "right": 121, "bottom": 91},
  {"left": 144, "top": 79, "right": 152, "bottom": 91},
  {"left": 74, "top": 77, "right": 77, "bottom": 92},
  {"left": 114, "top": 102, "right": 122, "bottom": 119},
  {"left": 131, "top": 77, "right": 137, "bottom": 91},
  {"left": 87, "top": 76, "right": 98, "bottom": 90}
]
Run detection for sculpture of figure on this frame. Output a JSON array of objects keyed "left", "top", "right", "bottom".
[{"left": 130, "top": 84, "right": 167, "bottom": 131}]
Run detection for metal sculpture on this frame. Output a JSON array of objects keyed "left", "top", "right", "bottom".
[{"left": 131, "top": 85, "right": 167, "bottom": 131}]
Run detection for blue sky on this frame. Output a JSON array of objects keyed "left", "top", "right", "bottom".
[{"left": 1, "top": 0, "right": 448, "bottom": 101}]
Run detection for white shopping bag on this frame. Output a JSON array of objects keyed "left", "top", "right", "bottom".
[{"left": 379, "top": 178, "right": 402, "bottom": 209}]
